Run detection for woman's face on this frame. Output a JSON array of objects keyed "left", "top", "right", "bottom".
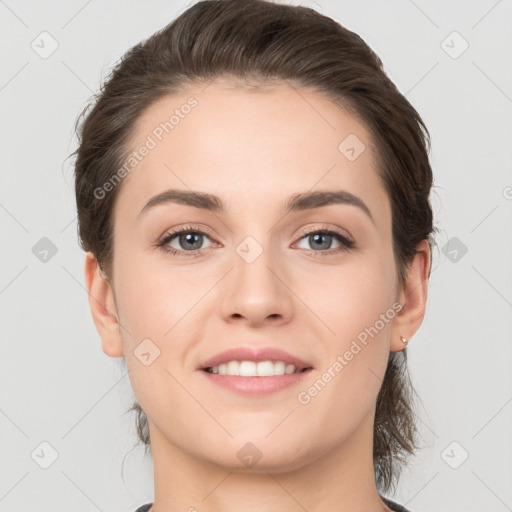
[{"left": 94, "top": 79, "right": 421, "bottom": 471}]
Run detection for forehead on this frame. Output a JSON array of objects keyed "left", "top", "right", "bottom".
[{"left": 115, "top": 80, "right": 388, "bottom": 221}]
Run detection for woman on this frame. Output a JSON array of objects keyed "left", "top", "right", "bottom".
[{"left": 73, "top": 0, "right": 434, "bottom": 510}]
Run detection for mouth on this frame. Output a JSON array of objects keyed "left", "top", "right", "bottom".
[
  {"left": 198, "top": 346, "right": 314, "bottom": 377},
  {"left": 200, "top": 362, "right": 314, "bottom": 395},
  {"left": 202, "top": 362, "right": 313, "bottom": 376}
]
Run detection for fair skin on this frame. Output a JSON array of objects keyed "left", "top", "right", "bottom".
[{"left": 85, "top": 79, "right": 430, "bottom": 512}]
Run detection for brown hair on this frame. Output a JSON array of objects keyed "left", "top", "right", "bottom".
[{"left": 72, "top": 0, "right": 435, "bottom": 495}]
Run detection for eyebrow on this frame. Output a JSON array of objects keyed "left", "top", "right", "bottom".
[{"left": 138, "top": 188, "right": 375, "bottom": 224}]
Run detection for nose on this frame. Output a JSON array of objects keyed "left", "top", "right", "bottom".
[{"left": 219, "top": 239, "right": 294, "bottom": 328}]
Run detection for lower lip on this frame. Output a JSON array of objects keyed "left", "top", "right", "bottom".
[{"left": 199, "top": 369, "right": 313, "bottom": 395}]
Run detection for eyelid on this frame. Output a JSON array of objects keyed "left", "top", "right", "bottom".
[
  {"left": 293, "top": 223, "right": 355, "bottom": 245},
  {"left": 159, "top": 223, "right": 217, "bottom": 242},
  {"left": 156, "top": 224, "right": 220, "bottom": 254}
]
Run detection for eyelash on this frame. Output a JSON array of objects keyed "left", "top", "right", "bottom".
[{"left": 156, "top": 224, "right": 355, "bottom": 258}]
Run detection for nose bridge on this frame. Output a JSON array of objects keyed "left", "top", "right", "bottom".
[{"left": 220, "top": 232, "right": 293, "bottom": 326}]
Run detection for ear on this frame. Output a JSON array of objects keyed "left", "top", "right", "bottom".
[
  {"left": 84, "top": 252, "right": 124, "bottom": 358},
  {"left": 390, "top": 240, "right": 431, "bottom": 352}
]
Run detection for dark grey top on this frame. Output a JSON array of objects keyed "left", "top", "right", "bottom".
[
  {"left": 134, "top": 505, "right": 151, "bottom": 512},
  {"left": 135, "top": 495, "right": 411, "bottom": 511}
]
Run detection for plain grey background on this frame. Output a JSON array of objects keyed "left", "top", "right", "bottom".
[{"left": 1, "top": 0, "right": 511, "bottom": 511}]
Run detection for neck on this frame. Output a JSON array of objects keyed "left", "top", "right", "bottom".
[{"left": 148, "top": 407, "right": 391, "bottom": 512}]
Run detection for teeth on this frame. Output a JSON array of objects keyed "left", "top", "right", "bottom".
[{"left": 209, "top": 360, "right": 302, "bottom": 376}]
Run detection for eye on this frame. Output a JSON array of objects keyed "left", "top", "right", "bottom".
[
  {"left": 157, "top": 225, "right": 216, "bottom": 256},
  {"left": 294, "top": 227, "right": 355, "bottom": 255},
  {"left": 156, "top": 224, "right": 355, "bottom": 258}
]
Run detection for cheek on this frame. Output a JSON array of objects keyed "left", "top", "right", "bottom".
[
  {"left": 302, "top": 249, "right": 397, "bottom": 339},
  {"left": 112, "top": 246, "right": 206, "bottom": 340},
  {"left": 296, "top": 261, "right": 396, "bottom": 437},
  {"left": 303, "top": 251, "right": 397, "bottom": 402},
  {"left": 113, "top": 256, "right": 199, "bottom": 417}
]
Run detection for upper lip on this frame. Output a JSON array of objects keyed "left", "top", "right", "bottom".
[{"left": 198, "top": 346, "right": 313, "bottom": 370}]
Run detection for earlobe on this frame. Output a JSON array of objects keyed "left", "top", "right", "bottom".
[
  {"left": 391, "top": 240, "right": 431, "bottom": 352},
  {"left": 84, "top": 252, "right": 124, "bottom": 358}
]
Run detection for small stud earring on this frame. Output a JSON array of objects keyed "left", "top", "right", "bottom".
[{"left": 400, "top": 336, "right": 408, "bottom": 344}]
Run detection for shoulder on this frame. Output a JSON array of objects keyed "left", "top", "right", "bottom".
[
  {"left": 381, "top": 495, "right": 413, "bottom": 512},
  {"left": 134, "top": 504, "right": 152, "bottom": 512}
]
